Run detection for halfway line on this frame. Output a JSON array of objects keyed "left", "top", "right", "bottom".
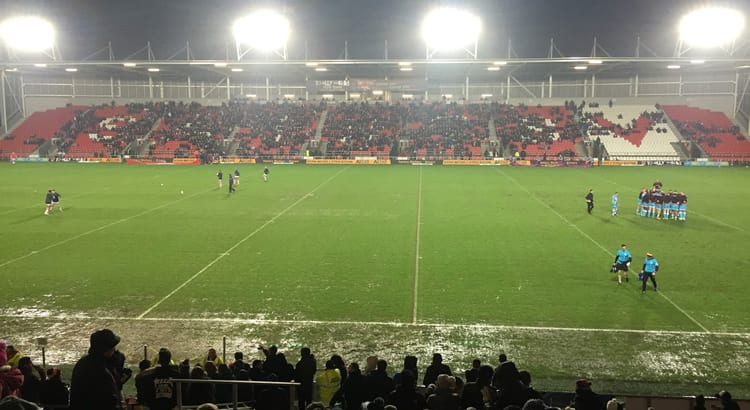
[
  {"left": 496, "top": 168, "right": 711, "bottom": 333},
  {"left": 0, "top": 188, "right": 213, "bottom": 269},
  {"left": 411, "top": 167, "right": 423, "bottom": 324},
  {"left": 137, "top": 167, "right": 349, "bottom": 319}
]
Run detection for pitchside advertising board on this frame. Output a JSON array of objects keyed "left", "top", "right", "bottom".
[{"left": 306, "top": 78, "right": 430, "bottom": 93}]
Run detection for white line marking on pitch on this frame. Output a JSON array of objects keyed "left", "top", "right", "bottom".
[
  {"left": 137, "top": 167, "right": 349, "bottom": 319},
  {"left": 411, "top": 166, "right": 423, "bottom": 324},
  {"left": 0, "top": 188, "right": 213, "bottom": 269},
  {"left": 3, "top": 311, "right": 747, "bottom": 337},
  {"left": 496, "top": 168, "right": 711, "bottom": 333}
]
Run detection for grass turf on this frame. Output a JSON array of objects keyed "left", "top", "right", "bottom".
[{"left": 1, "top": 162, "right": 749, "bottom": 397}]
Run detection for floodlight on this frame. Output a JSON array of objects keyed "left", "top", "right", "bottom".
[
  {"left": 588, "top": 59, "right": 603, "bottom": 64},
  {"left": 690, "top": 60, "right": 705, "bottom": 64},
  {"left": 421, "top": 7, "right": 480, "bottom": 53},
  {"left": 400, "top": 67, "right": 413, "bottom": 71},
  {"left": 573, "top": 66, "right": 588, "bottom": 70},
  {"left": 398, "top": 62, "right": 412, "bottom": 66},
  {"left": 314, "top": 67, "right": 327, "bottom": 72},
  {"left": 667, "top": 65, "right": 681, "bottom": 69},
  {"left": 123, "top": 63, "right": 137, "bottom": 67},
  {"left": 487, "top": 66, "right": 500, "bottom": 71},
  {"left": 65, "top": 68, "right": 77, "bottom": 72},
  {"left": 233, "top": 10, "right": 289, "bottom": 51},
  {"left": 147, "top": 68, "right": 160, "bottom": 72},
  {"left": 349, "top": 93, "right": 361, "bottom": 98},
  {"left": 679, "top": 7, "right": 744, "bottom": 48},
  {"left": 481, "top": 94, "right": 493, "bottom": 98},
  {"left": 214, "top": 63, "right": 227, "bottom": 67},
  {"left": 33, "top": 63, "right": 47, "bottom": 67},
  {"left": 493, "top": 61, "right": 507, "bottom": 65},
  {"left": 231, "top": 68, "right": 244, "bottom": 72},
  {"left": 0, "top": 16, "right": 55, "bottom": 52},
  {"left": 245, "top": 94, "right": 257, "bottom": 98},
  {"left": 372, "top": 90, "right": 384, "bottom": 95},
  {"left": 305, "top": 62, "right": 318, "bottom": 67}
]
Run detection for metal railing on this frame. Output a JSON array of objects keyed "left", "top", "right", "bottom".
[{"left": 172, "top": 378, "right": 299, "bottom": 410}]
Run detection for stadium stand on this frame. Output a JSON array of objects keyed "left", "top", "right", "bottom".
[
  {"left": 582, "top": 105, "right": 682, "bottom": 161},
  {"left": 662, "top": 105, "right": 750, "bottom": 161}
]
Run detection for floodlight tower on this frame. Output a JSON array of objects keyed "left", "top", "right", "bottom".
[
  {"left": 232, "top": 10, "right": 290, "bottom": 60},
  {"left": 421, "top": 7, "right": 481, "bottom": 59},
  {"left": 0, "top": 16, "right": 59, "bottom": 60},
  {"left": 675, "top": 7, "right": 745, "bottom": 56}
]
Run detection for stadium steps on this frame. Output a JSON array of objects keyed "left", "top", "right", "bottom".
[
  {"left": 36, "top": 139, "right": 55, "bottom": 157},
  {"left": 574, "top": 140, "right": 589, "bottom": 158},
  {"left": 670, "top": 142, "right": 689, "bottom": 161},
  {"left": 488, "top": 117, "right": 498, "bottom": 141},
  {"left": 314, "top": 110, "right": 328, "bottom": 142}
]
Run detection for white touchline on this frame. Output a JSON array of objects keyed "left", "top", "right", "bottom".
[
  {"left": 497, "top": 168, "right": 711, "bottom": 333},
  {"left": 412, "top": 167, "right": 423, "bottom": 324},
  {"left": 3, "top": 311, "right": 747, "bottom": 337},
  {"left": 137, "top": 167, "right": 349, "bottom": 319},
  {"left": 0, "top": 188, "right": 214, "bottom": 269}
]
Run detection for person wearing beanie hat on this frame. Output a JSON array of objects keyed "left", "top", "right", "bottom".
[{"left": 69, "top": 329, "right": 123, "bottom": 409}]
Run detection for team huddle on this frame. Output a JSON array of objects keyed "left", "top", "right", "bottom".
[{"left": 635, "top": 181, "right": 687, "bottom": 221}]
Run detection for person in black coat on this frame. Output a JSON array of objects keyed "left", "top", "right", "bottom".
[
  {"left": 69, "top": 329, "right": 123, "bottom": 410},
  {"left": 423, "top": 353, "right": 452, "bottom": 387},
  {"left": 573, "top": 379, "right": 605, "bottom": 410},
  {"left": 40, "top": 368, "right": 69, "bottom": 408},
  {"left": 365, "top": 360, "right": 394, "bottom": 401},
  {"left": 333, "top": 362, "right": 367, "bottom": 410},
  {"left": 295, "top": 347, "right": 317, "bottom": 410}
]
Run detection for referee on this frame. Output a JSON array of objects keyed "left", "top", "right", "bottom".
[
  {"left": 641, "top": 252, "right": 659, "bottom": 293},
  {"left": 585, "top": 189, "right": 594, "bottom": 214},
  {"left": 613, "top": 244, "right": 632, "bottom": 284}
]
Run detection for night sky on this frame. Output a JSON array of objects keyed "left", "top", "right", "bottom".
[{"left": 2, "top": 0, "right": 748, "bottom": 60}]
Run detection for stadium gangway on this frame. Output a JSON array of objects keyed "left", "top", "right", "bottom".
[{"left": 172, "top": 378, "right": 300, "bottom": 410}]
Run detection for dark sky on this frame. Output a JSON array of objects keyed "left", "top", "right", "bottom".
[{"left": 3, "top": 0, "right": 748, "bottom": 60}]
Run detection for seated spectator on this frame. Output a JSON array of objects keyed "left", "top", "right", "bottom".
[
  {"left": 426, "top": 374, "right": 460, "bottom": 410},
  {"left": 186, "top": 366, "right": 214, "bottom": 406},
  {"left": 18, "top": 357, "right": 45, "bottom": 404},
  {"left": 386, "top": 370, "right": 425, "bottom": 410},
  {"left": 573, "top": 379, "right": 604, "bottom": 410},
  {"left": 423, "top": 353, "right": 452, "bottom": 387},
  {"left": 213, "top": 363, "right": 234, "bottom": 404},
  {"left": 40, "top": 368, "right": 69, "bottom": 408}
]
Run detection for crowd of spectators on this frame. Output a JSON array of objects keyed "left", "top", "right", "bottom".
[
  {"left": 2, "top": 330, "right": 742, "bottom": 410},
  {"left": 8, "top": 100, "right": 750, "bottom": 162}
]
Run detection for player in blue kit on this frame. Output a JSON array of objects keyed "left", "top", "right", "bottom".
[{"left": 611, "top": 192, "right": 618, "bottom": 216}]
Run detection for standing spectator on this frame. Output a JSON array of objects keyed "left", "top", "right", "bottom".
[
  {"left": 214, "top": 363, "right": 235, "bottom": 404},
  {"left": 491, "top": 354, "right": 508, "bottom": 388},
  {"left": 585, "top": 189, "right": 594, "bottom": 214},
  {"left": 5, "top": 346, "right": 23, "bottom": 370},
  {"left": 216, "top": 170, "right": 223, "bottom": 188},
  {"left": 200, "top": 348, "right": 224, "bottom": 368},
  {"left": 423, "top": 354, "right": 452, "bottom": 387},
  {"left": 640, "top": 252, "right": 659, "bottom": 293},
  {"left": 186, "top": 366, "right": 214, "bottom": 406},
  {"left": 365, "top": 360, "right": 393, "bottom": 401},
  {"left": 493, "top": 362, "right": 528, "bottom": 409},
  {"left": 464, "top": 359, "right": 481, "bottom": 383},
  {"left": 331, "top": 355, "right": 348, "bottom": 386},
  {"left": 386, "top": 370, "right": 425, "bottom": 410},
  {"left": 338, "top": 363, "right": 367, "bottom": 410},
  {"left": 230, "top": 352, "right": 248, "bottom": 378},
  {"left": 716, "top": 391, "right": 740, "bottom": 410},
  {"left": 69, "top": 328, "right": 123, "bottom": 409},
  {"left": 573, "top": 379, "right": 605, "bottom": 410},
  {"left": 18, "top": 357, "right": 45, "bottom": 404},
  {"left": 317, "top": 360, "right": 342, "bottom": 407},
  {"left": 295, "top": 347, "right": 317, "bottom": 410},
  {"left": 392, "top": 356, "right": 417, "bottom": 387},
  {"left": 40, "top": 368, "right": 69, "bottom": 408},
  {"left": 134, "top": 359, "right": 154, "bottom": 408}
]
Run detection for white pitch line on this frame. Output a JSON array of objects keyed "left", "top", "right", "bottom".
[
  {"left": 0, "top": 188, "right": 213, "bottom": 269},
  {"left": 496, "top": 168, "right": 711, "bottom": 333},
  {"left": 411, "top": 167, "right": 423, "bottom": 324},
  {"left": 137, "top": 167, "right": 349, "bottom": 319},
  {"left": 3, "top": 311, "right": 748, "bottom": 337}
]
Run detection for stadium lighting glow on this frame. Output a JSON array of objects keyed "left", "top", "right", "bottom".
[
  {"left": 372, "top": 90, "right": 384, "bottom": 95},
  {"left": 493, "top": 61, "right": 507, "bottom": 65},
  {"left": 314, "top": 67, "right": 327, "bottom": 72},
  {"left": 322, "top": 94, "right": 334, "bottom": 99},
  {"left": 231, "top": 68, "right": 244, "bottom": 72},
  {"left": 123, "top": 63, "right": 137, "bottom": 67},
  {"left": 214, "top": 63, "right": 227, "bottom": 67},
  {"left": 481, "top": 93, "right": 493, "bottom": 98},
  {"left": 402, "top": 94, "right": 414, "bottom": 99},
  {"left": 0, "top": 16, "right": 55, "bottom": 52},
  {"left": 400, "top": 67, "right": 413, "bottom": 72},
  {"left": 398, "top": 62, "right": 412, "bottom": 66},
  {"left": 147, "top": 68, "right": 160, "bottom": 72},
  {"left": 232, "top": 10, "right": 290, "bottom": 51},
  {"left": 679, "top": 7, "right": 744, "bottom": 48},
  {"left": 421, "top": 7, "right": 480, "bottom": 51},
  {"left": 245, "top": 94, "right": 257, "bottom": 98},
  {"left": 65, "top": 68, "right": 77, "bottom": 72},
  {"left": 573, "top": 65, "right": 588, "bottom": 70},
  {"left": 487, "top": 66, "right": 500, "bottom": 71},
  {"left": 33, "top": 63, "right": 47, "bottom": 68},
  {"left": 305, "top": 62, "right": 318, "bottom": 67},
  {"left": 442, "top": 94, "right": 453, "bottom": 99},
  {"left": 690, "top": 60, "right": 705, "bottom": 64},
  {"left": 588, "top": 59, "right": 603, "bottom": 64},
  {"left": 667, "top": 65, "right": 681, "bottom": 69},
  {"left": 349, "top": 93, "right": 361, "bottom": 98},
  {"left": 284, "top": 94, "right": 296, "bottom": 98},
  {"left": 4, "top": 68, "right": 18, "bottom": 72}
]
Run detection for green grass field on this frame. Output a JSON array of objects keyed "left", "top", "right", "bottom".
[{"left": 1, "top": 162, "right": 749, "bottom": 397}]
